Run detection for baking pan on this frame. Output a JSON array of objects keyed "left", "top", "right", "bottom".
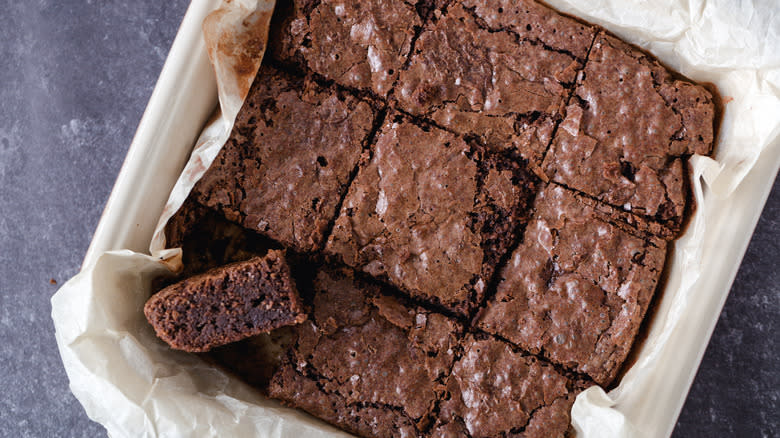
[{"left": 61, "top": 1, "right": 780, "bottom": 436}]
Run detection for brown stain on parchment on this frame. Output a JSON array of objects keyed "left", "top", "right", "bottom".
[{"left": 203, "top": 2, "right": 275, "bottom": 101}]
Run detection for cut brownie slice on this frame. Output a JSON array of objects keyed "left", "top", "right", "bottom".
[
  {"left": 476, "top": 184, "right": 667, "bottom": 386},
  {"left": 325, "top": 112, "right": 537, "bottom": 316},
  {"left": 268, "top": 267, "right": 462, "bottom": 437},
  {"left": 145, "top": 251, "right": 306, "bottom": 353},
  {"left": 431, "top": 334, "right": 584, "bottom": 438},
  {"left": 269, "top": 0, "right": 424, "bottom": 97},
  {"left": 395, "top": 0, "right": 595, "bottom": 168},
  {"left": 542, "top": 32, "right": 717, "bottom": 237},
  {"left": 192, "top": 64, "right": 376, "bottom": 253}
]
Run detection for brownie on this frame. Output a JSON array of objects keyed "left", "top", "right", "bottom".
[
  {"left": 476, "top": 184, "right": 667, "bottom": 385},
  {"left": 394, "top": 0, "right": 595, "bottom": 168},
  {"left": 542, "top": 32, "right": 716, "bottom": 237},
  {"left": 148, "top": 0, "right": 722, "bottom": 433},
  {"left": 164, "top": 198, "right": 276, "bottom": 279},
  {"left": 268, "top": 267, "right": 462, "bottom": 437},
  {"left": 325, "top": 113, "right": 537, "bottom": 316},
  {"left": 269, "top": 0, "right": 424, "bottom": 97},
  {"left": 431, "top": 335, "right": 583, "bottom": 438},
  {"left": 192, "top": 64, "right": 376, "bottom": 253},
  {"left": 144, "top": 251, "right": 306, "bottom": 353}
]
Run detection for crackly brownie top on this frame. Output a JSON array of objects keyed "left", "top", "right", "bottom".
[
  {"left": 459, "top": 0, "right": 595, "bottom": 60},
  {"left": 543, "top": 33, "right": 715, "bottom": 235},
  {"left": 270, "top": 0, "right": 423, "bottom": 97},
  {"left": 394, "top": 1, "right": 593, "bottom": 166},
  {"left": 476, "top": 184, "right": 667, "bottom": 385},
  {"left": 433, "top": 335, "right": 580, "bottom": 438},
  {"left": 326, "top": 113, "right": 536, "bottom": 315},
  {"left": 192, "top": 65, "right": 375, "bottom": 253},
  {"left": 274, "top": 267, "right": 462, "bottom": 428}
]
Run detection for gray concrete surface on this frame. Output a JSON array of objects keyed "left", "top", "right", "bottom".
[{"left": 0, "top": 1, "right": 776, "bottom": 437}]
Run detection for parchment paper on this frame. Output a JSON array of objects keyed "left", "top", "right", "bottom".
[{"left": 52, "top": 1, "right": 780, "bottom": 437}]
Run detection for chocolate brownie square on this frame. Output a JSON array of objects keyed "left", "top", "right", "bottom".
[
  {"left": 431, "top": 334, "right": 583, "bottom": 438},
  {"left": 476, "top": 184, "right": 667, "bottom": 385},
  {"left": 192, "top": 65, "right": 376, "bottom": 252},
  {"left": 268, "top": 267, "right": 462, "bottom": 437},
  {"left": 145, "top": 251, "right": 306, "bottom": 353},
  {"left": 269, "top": 0, "right": 424, "bottom": 97},
  {"left": 542, "top": 32, "right": 716, "bottom": 237},
  {"left": 394, "top": 0, "right": 595, "bottom": 167},
  {"left": 325, "top": 112, "right": 537, "bottom": 316}
]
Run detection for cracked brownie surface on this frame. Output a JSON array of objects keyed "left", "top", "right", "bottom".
[
  {"left": 432, "top": 335, "right": 582, "bottom": 438},
  {"left": 395, "top": 1, "right": 594, "bottom": 168},
  {"left": 270, "top": 0, "right": 424, "bottom": 97},
  {"left": 268, "top": 267, "right": 462, "bottom": 437},
  {"left": 326, "top": 112, "right": 537, "bottom": 316},
  {"left": 543, "top": 33, "right": 716, "bottom": 237},
  {"left": 192, "top": 65, "right": 376, "bottom": 253},
  {"left": 151, "top": 0, "right": 720, "bottom": 435},
  {"left": 476, "top": 184, "right": 667, "bottom": 385}
]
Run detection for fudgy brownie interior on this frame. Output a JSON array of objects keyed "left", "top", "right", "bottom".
[
  {"left": 145, "top": 251, "right": 306, "bottom": 353},
  {"left": 148, "top": 0, "right": 718, "bottom": 436}
]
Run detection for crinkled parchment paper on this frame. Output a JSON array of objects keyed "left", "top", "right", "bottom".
[{"left": 52, "top": 0, "right": 780, "bottom": 437}]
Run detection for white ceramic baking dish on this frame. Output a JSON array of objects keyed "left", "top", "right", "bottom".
[{"left": 74, "top": 1, "right": 780, "bottom": 437}]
